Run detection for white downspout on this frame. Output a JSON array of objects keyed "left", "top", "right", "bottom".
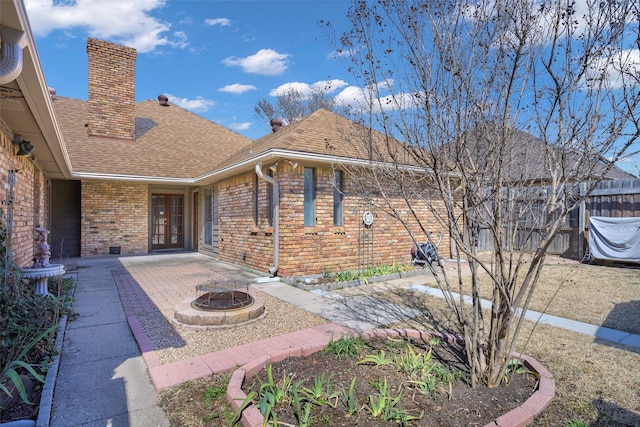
[
  {"left": 0, "top": 26, "right": 27, "bottom": 85},
  {"left": 255, "top": 164, "right": 279, "bottom": 276}
]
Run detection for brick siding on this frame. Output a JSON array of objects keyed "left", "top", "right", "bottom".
[
  {"left": 81, "top": 180, "right": 148, "bottom": 255},
  {"left": 87, "top": 38, "right": 136, "bottom": 141},
  {"left": 215, "top": 163, "right": 449, "bottom": 277},
  {"left": 0, "top": 129, "right": 46, "bottom": 267}
]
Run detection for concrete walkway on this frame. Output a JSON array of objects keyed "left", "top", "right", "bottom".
[
  {"left": 45, "top": 253, "right": 640, "bottom": 426},
  {"left": 48, "top": 256, "right": 169, "bottom": 427}
]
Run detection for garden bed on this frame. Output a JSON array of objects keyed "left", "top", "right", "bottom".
[{"left": 228, "top": 329, "right": 554, "bottom": 427}]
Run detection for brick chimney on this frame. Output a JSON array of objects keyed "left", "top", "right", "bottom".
[{"left": 86, "top": 38, "right": 136, "bottom": 140}]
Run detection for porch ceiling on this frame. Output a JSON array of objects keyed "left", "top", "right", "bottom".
[{"left": 0, "top": 0, "right": 71, "bottom": 179}]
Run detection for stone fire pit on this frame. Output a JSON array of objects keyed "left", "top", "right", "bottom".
[{"left": 173, "top": 279, "right": 266, "bottom": 329}]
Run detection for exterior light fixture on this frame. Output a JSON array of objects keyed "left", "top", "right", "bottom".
[{"left": 13, "top": 134, "right": 34, "bottom": 157}]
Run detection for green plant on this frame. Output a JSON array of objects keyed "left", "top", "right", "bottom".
[
  {"left": 393, "top": 344, "right": 432, "bottom": 377},
  {"left": 203, "top": 384, "right": 226, "bottom": 406},
  {"left": 357, "top": 350, "right": 394, "bottom": 367},
  {"left": 256, "top": 391, "right": 278, "bottom": 426},
  {"left": 334, "top": 263, "right": 413, "bottom": 283},
  {"left": 334, "top": 270, "right": 360, "bottom": 282},
  {"left": 503, "top": 358, "right": 536, "bottom": 384},
  {"left": 260, "top": 364, "right": 292, "bottom": 405},
  {"left": 290, "top": 380, "right": 314, "bottom": 427},
  {"left": 300, "top": 373, "right": 340, "bottom": 408},
  {"left": 254, "top": 364, "right": 297, "bottom": 425},
  {"left": 366, "top": 378, "right": 406, "bottom": 421},
  {"left": 340, "top": 377, "right": 358, "bottom": 416},
  {"left": 231, "top": 391, "right": 256, "bottom": 425},
  {"left": 1, "top": 325, "right": 55, "bottom": 405},
  {"left": 322, "top": 335, "right": 363, "bottom": 359},
  {"left": 564, "top": 421, "right": 589, "bottom": 427},
  {"left": 366, "top": 390, "right": 387, "bottom": 417},
  {"left": 428, "top": 336, "right": 440, "bottom": 347}
]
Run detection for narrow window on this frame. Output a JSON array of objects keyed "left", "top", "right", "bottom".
[
  {"left": 267, "top": 169, "right": 274, "bottom": 226},
  {"left": 254, "top": 174, "right": 259, "bottom": 226},
  {"left": 304, "top": 167, "right": 316, "bottom": 226},
  {"left": 333, "top": 170, "right": 343, "bottom": 226},
  {"left": 204, "top": 187, "right": 213, "bottom": 245}
]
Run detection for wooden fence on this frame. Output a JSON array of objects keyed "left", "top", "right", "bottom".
[{"left": 476, "top": 177, "right": 640, "bottom": 259}]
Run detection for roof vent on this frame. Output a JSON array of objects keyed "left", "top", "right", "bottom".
[
  {"left": 158, "top": 94, "right": 169, "bottom": 106},
  {"left": 270, "top": 118, "right": 283, "bottom": 133}
]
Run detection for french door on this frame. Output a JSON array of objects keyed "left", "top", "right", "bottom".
[{"left": 151, "top": 194, "right": 184, "bottom": 249}]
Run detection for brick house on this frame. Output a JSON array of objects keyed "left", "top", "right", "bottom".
[
  {"left": 49, "top": 38, "right": 447, "bottom": 277},
  {"left": 1, "top": 2, "right": 447, "bottom": 277},
  {"left": 0, "top": 0, "right": 72, "bottom": 268}
]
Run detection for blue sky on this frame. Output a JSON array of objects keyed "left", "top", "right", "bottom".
[
  {"left": 24, "top": 0, "right": 355, "bottom": 139},
  {"left": 21, "top": 0, "right": 640, "bottom": 175}
]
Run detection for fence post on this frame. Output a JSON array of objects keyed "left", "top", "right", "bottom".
[{"left": 578, "top": 182, "right": 587, "bottom": 260}]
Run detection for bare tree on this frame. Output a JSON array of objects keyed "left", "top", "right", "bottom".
[
  {"left": 327, "top": 0, "right": 640, "bottom": 387},
  {"left": 254, "top": 85, "right": 339, "bottom": 128}
]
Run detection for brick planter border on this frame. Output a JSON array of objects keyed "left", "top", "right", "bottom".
[{"left": 226, "top": 328, "right": 555, "bottom": 427}]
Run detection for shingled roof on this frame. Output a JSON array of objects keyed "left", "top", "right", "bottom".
[
  {"left": 53, "top": 96, "right": 252, "bottom": 180},
  {"left": 445, "top": 124, "right": 635, "bottom": 183},
  {"left": 218, "top": 108, "right": 417, "bottom": 170}
]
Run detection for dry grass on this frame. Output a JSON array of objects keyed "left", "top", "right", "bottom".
[
  {"left": 376, "top": 258, "right": 640, "bottom": 426},
  {"left": 456, "top": 258, "right": 640, "bottom": 334}
]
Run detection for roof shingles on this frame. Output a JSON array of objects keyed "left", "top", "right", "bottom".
[{"left": 53, "top": 97, "right": 252, "bottom": 179}]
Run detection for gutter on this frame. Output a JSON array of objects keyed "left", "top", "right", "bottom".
[
  {"left": 70, "top": 150, "right": 432, "bottom": 184},
  {"left": 0, "top": 25, "right": 26, "bottom": 84},
  {"left": 255, "top": 163, "right": 279, "bottom": 276}
]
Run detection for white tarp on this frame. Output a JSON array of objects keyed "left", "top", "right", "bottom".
[{"left": 588, "top": 216, "right": 640, "bottom": 262}]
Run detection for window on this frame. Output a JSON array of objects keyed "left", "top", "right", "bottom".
[
  {"left": 304, "top": 167, "right": 316, "bottom": 226},
  {"left": 333, "top": 170, "right": 343, "bottom": 226},
  {"left": 255, "top": 172, "right": 274, "bottom": 227},
  {"left": 267, "top": 169, "right": 274, "bottom": 226},
  {"left": 254, "top": 175, "right": 259, "bottom": 226},
  {"left": 204, "top": 187, "right": 213, "bottom": 245}
]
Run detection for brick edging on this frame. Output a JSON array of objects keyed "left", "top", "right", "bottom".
[{"left": 227, "top": 328, "right": 555, "bottom": 427}]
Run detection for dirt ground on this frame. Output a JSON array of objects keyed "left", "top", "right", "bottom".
[{"left": 159, "top": 257, "right": 640, "bottom": 426}]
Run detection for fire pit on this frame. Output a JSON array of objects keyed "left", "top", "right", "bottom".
[
  {"left": 192, "top": 280, "right": 254, "bottom": 311},
  {"left": 174, "top": 279, "right": 266, "bottom": 329}
]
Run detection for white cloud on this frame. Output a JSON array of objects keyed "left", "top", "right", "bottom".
[
  {"left": 327, "top": 47, "right": 356, "bottom": 59},
  {"left": 170, "top": 31, "right": 189, "bottom": 49},
  {"left": 222, "top": 49, "right": 290, "bottom": 75},
  {"left": 229, "top": 122, "right": 252, "bottom": 131},
  {"left": 219, "top": 83, "right": 257, "bottom": 94},
  {"left": 23, "top": 0, "right": 183, "bottom": 53},
  {"left": 166, "top": 94, "right": 215, "bottom": 112},
  {"left": 204, "top": 18, "right": 231, "bottom": 27},
  {"left": 334, "top": 86, "right": 368, "bottom": 109},
  {"left": 586, "top": 49, "right": 640, "bottom": 89},
  {"left": 334, "top": 81, "right": 416, "bottom": 113},
  {"left": 269, "top": 79, "right": 349, "bottom": 98}
]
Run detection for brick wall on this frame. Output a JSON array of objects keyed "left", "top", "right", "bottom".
[
  {"left": 81, "top": 180, "right": 148, "bottom": 255},
  {"left": 217, "top": 173, "right": 272, "bottom": 271},
  {"left": 87, "top": 38, "right": 136, "bottom": 141},
  {"left": 0, "top": 129, "right": 45, "bottom": 267},
  {"left": 216, "top": 163, "right": 449, "bottom": 277},
  {"left": 278, "top": 166, "right": 449, "bottom": 277}
]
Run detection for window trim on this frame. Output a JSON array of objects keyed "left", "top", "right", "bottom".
[
  {"left": 304, "top": 167, "right": 316, "bottom": 226},
  {"left": 333, "top": 170, "right": 343, "bottom": 226}
]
